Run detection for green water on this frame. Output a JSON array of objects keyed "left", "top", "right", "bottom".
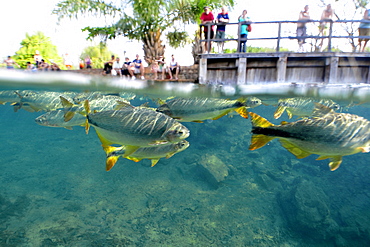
[{"left": 1, "top": 71, "right": 370, "bottom": 246}]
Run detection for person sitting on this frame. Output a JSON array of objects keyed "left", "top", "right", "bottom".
[
  {"left": 168, "top": 54, "right": 180, "bottom": 80},
  {"left": 102, "top": 55, "right": 114, "bottom": 75},
  {"left": 113, "top": 57, "right": 123, "bottom": 76},
  {"left": 151, "top": 56, "right": 167, "bottom": 80},
  {"left": 130, "top": 54, "right": 145, "bottom": 80},
  {"left": 26, "top": 62, "right": 36, "bottom": 72},
  {"left": 121, "top": 57, "right": 134, "bottom": 78},
  {"left": 38, "top": 59, "right": 49, "bottom": 71}
]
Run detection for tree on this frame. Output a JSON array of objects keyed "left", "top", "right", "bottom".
[
  {"left": 53, "top": 0, "right": 234, "bottom": 65},
  {"left": 13, "top": 32, "right": 64, "bottom": 69},
  {"left": 80, "top": 43, "right": 114, "bottom": 69}
]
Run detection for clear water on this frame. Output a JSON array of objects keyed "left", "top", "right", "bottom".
[{"left": 1, "top": 70, "right": 370, "bottom": 246}]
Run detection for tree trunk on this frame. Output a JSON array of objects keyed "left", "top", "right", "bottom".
[{"left": 142, "top": 29, "right": 165, "bottom": 65}]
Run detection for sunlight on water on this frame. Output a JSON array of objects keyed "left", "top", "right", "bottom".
[{"left": 1, "top": 70, "right": 370, "bottom": 246}]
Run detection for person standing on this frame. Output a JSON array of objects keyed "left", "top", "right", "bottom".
[
  {"left": 215, "top": 7, "right": 230, "bottom": 53},
  {"left": 200, "top": 6, "right": 215, "bottom": 53},
  {"left": 297, "top": 5, "right": 311, "bottom": 52},
  {"left": 3, "top": 56, "right": 19, "bottom": 69},
  {"left": 238, "top": 10, "right": 251, "bottom": 53},
  {"left": 359, "top": 8, "right": 370, "bottom": 52},
  {"left": 318, "top": 4, "right": 336, "bottom": 51},
  {"left": 84, "top": 56, "right": 92, "bottom": 69}
]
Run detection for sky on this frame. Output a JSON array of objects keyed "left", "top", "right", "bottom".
[{"left": 0, "top": 0, "right": 363, "bottom": 67}]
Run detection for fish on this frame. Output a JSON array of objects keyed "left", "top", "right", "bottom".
[
  {"left": 156, "top": 97, "right": 261, "bottom": 122},
  {"left": 35, "top": 110, "right": 86, "bottom": 130},
  {"left": 85, "top": 101, "right": 190, "bottom": 157},
  {"left": 0, "top": 90, "right": 22, "bottom": 105},
  {"left": 274, "top": 97, "right": 341, "bottom": 119},
  {"left": 249, "top": 104, "right": 370, "bottom": 171},
  {"left": 104, "top": 140, "right": 190, "bottom": 171},
  {"left": 60, "top": 94, "right": 132, "bottom": 122},
  {"left": 14, "top": 91, "right": 77, "bottom": 112}
]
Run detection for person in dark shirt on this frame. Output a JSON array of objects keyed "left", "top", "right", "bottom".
[{"left": 215, "top": 7, "right": 229, "bottom": 53}]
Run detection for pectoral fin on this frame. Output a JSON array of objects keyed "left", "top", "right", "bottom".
[
  {"left": 278, "top": 139, "right": 312, "bottom": 159},
  {"left": 274, "top": 106, "right": 286, "bottom": 119},
  {"left": 151, "top": 159, "right": 160, "bottom": 167}
]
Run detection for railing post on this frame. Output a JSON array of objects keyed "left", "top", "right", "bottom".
[
  {"left": 328, "top": 21, "right": 333, "bottom": 52},
  {"left": 277, "top": 22, "right": 282, "bottom": 52},
  {"left": 237, "top": 22, "right": 241, "bottom": 53}
]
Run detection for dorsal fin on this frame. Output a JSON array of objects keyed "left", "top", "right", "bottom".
[{"left": 312, "top": 103, "right": 334, "bottom": 117}]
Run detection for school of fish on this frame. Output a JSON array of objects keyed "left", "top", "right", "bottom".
[{"left": 2, "top": 89, "right": 370, "bottom": 172}]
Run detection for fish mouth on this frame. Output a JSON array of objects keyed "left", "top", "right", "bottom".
[{"left": 166, "top": 127, "right": 190, "bottom": 142}]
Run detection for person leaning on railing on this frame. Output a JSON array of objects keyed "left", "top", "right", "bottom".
[
  {"left": 238, "top": 10, "right": 251, "bottom": 53},
  {"left": 359, "top": 8, "right": 370, "bottom": 52},
  {"left": 200, "top": 6, "right": 215, "bottom": 53}
]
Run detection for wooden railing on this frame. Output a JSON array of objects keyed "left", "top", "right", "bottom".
[{"left": 200, "top": 20, "right": 370, "bottom": 53}]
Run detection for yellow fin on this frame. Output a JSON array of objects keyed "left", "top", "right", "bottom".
[
  {"left": 95, "top": 131, "right": 114, "bottom": 146},
  {"left": 316, "top": 155, "right": 331, "bottom": 160},
  {"left": 212, "top": 112, "right": 228, "bottom": 120},
  {"left": 286, "top": 110, "right": 293, "bottom": 119},
  {"left": 83, "top": 100, "right": 91, "bottom": 114},
  {"left": 192, "top": 120, "right": 204, "bottom": 123},
  {"left": 106, "top": 156, "right": 119, "bottom": 171},
  {"left": 151, "top": 159, "right": 160, "bottom": 167},
  {"left": 60, "top": 96, "right": 74, "bottom": 108},
  {"left": 249, "top": 134, "right": 274, "bottom": 150},
  {"left": 84, "top": 119, "right": 90, "bottom": 134},
  {"left": 249, "top": 112, "right": 274, "bottom": 128},
  {"left": 328, "top": 156, "right": 342, "bottom": 171},
  {"left": 126, "top": 157, "right": 141, "bottom": 162},
  {"left": 115, "top": 101, "right": 134, "bottom": 110},
  {"left": 103, "top": 145, "right": 121, "bottom": 155},
  {"left": 278, "top": 139, "right": 312, "bottom": 159},
  {"left": 63, "top": 126, "right": 73, "bottom": 130},
  {"left": 123, "top": 146, "right": 140, "bottom": 158},
  {"left": 235, "top": 107, "right": 249, "bottom": 119},
  {"left": 274, "top": 106, "right": 286, "bottom": 119}
]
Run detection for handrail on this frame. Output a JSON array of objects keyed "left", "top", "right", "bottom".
[{"left": 199, "top": 19, "right": 370, "bottom": 53}]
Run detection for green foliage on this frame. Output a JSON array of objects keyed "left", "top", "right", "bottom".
[
  {"left": 13, "top": 32, "right": 64, "bottom": 69},
  {"left": 79, "top": 43, "right": 115, "bottom": 68},
  {"left": 166, "top": 31, "right": 191, "bottom": 48},
  {"left": 53, "top": 0, "right": 120, "bottom": 20},
  {"left": 54, "top": 0, "right": 235, "bottom": 50}
]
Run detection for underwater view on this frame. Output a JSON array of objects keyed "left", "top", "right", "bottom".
[{"left": 1, "top": 71, "right": 370, "bottom": 246}]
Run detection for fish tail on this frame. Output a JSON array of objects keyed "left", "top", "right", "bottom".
[{"left": 249, "top": 112, "right": 275, "bottom": 150}]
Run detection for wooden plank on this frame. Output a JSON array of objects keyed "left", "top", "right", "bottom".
[
  {"left": 277, "top": 56, "right": 287, "bottom": 83},
  {"left": 237, "top": 58, "right": 247, "bottom": 85},
  {"left": 199, "top": 58, "right": 207, "bottom": 84}
]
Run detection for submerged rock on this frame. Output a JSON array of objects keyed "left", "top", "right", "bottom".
[
  {"left": 278, "top": 180, "right": 338, "bottom": 241},
  {"left": 197, "top": 154, "right": 229, "bottom": 188}
]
